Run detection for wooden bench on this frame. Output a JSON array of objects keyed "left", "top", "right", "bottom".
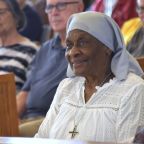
[
  {"left": 0, "top": 73, "right": 19, "bottom": 136},
  {"left": 137, "top": 57, "right": 144, "bottom": 71}
]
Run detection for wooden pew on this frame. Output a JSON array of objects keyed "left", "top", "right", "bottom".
[
  {"left": 137, "top": 57, "right": 144, "bottom": 71},
  {"left": 0, "top": 73, "right": 19, "bottom": 136}
]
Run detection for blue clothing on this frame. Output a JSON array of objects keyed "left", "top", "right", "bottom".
[
  {"left": 19, "top": 5, "right": 43, "bottom": 42},
  {"left": 22, "top": 36, "right": 68, "bottom": 118}
]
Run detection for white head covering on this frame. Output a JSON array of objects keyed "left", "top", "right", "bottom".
[{"left": 66, "top": 11, "right": 144, "bottom": 80}]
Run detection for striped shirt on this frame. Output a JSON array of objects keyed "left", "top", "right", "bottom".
[{"left": 0, "top": 41, "right": 38, "bottom": 92}]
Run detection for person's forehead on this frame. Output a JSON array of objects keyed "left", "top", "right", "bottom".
[
  {"left": 67, "top": 29, "right": 100, "bottom": 44},
  {"left": 68, "top": 29, "right": 93, "bottom": 38},
  {"left": 67, "top": 29, "right": 112, "bottom": 51}
]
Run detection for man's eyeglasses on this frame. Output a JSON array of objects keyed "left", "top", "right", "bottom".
[
  {"left": 45, "top": 1, "right": 79, "bottom": 13},
  {"left": 136, "top": 6, "right": 144, "bottom": 14},
  {"left": 0, "top": 8, "right": 9, "bottom": 15}
]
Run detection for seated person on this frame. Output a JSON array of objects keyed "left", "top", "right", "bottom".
[
  {"left": 121, "top": 17, "right": 142, "bottom": 45},
  {"left": 16, "top": 0, "right": 84, "bottom": 136},
  {"left": 35, "top": 12, "right": 144, "bottom": 143},
  {"left": 0, "top": 0, "right": 38, "bottom": 92},
  {"left": 89, "top": 0, "right": 117, "bottom": 16},
  {"left": 90, "top": 0, "right": 138, "bottom": 27},
  {"left": 111, "top": 0, "right": 138, "bottom": 28},
  {"left": 125, "top": 0, "right": 144, "bottom": 57}
]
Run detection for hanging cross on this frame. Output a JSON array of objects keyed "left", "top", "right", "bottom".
[{"left": 69, "top": 125, "right": 79, "bottom": 138}]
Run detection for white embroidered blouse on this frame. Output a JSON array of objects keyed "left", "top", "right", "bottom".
[{"left": 35, "top": 73, "right": 144, "bottom": 143}]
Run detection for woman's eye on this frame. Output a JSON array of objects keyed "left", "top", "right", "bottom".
[
  {"left": 78, "top": 40, "right": 87, "bottom": 47},
  {"left": 66, "top": 42, "right": 73, "bottom": 51}
]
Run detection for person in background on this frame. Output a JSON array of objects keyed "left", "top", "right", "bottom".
[
  {"left": 112, "top": 0, "right": 138, "bottom": 27},
  {"left": 90, "top": 0, "right": 117, "bottom": 16},
  {"left": 90, "top": 0, "right": 138, "bottom": 28},
  {"left": 17, "top": 0, "right": 43, "bottom": 44},
  {"left": 123, "top": 0, "right": 144, "bottom": 57},
  {"left": 0, "top": 0, "right": 38, "bottom": 92},
  {"left": 17, "top": 0, "right": 84, "bottom": 137},
  {"left": 35, "top": 11, "right": 144, "bottom": 143},
  {"left": 121, "top": 17, "right": 142, "bottom": 45}
]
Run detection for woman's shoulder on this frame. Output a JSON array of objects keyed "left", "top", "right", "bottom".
[
  {"left": 108, "top": 73, "right": 144, "bottom": 93},
  {"left": 123, "top": 73, "right": 144, "bottom": 86},
  {"left": 19, "top": 37, "right": 39, "bottom": 49}
]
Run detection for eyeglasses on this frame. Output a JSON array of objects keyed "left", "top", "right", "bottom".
[
  {"left": 136, "top": 6, "right": 144, "bottom": 13},
  {"left": 45, "top": 1, "right": 79, "bottom": 13},
  {"left": 0, "top": 8, "right": 9, "bottom": 15}
]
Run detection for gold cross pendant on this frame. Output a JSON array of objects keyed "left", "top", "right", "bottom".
[{"left": 69, "top": 125, "right": 79, "bottom": 139}]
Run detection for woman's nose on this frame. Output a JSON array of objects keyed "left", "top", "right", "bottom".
[{"left": 68, "top": 47, "right": 81, "bottom": 57}]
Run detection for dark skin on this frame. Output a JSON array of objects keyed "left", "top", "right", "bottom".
[{"left": 65, "top": 29, "right": 114, "bottom": 102}]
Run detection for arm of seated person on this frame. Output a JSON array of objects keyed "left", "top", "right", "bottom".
[{"left": 16, "top": 91, "right": 28, "bottom": 118}]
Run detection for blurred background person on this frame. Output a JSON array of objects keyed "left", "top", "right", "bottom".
[
  {"left": 121, "top": 17, "right": 142, "bottom": 46},
  {"left": 0, "top": 0, "right": 39, "bottom": 92},
  {"left": 90, "top": 0, "right": 117, "bottom": 16},
  {"left": 89, "top": 0, "right": 138, "bottom": 28},
  {"left": 122, "top": 0, "right": 144, "bottom": 57},
  {"left": 112, "top": 0, "right": 138, "bottom": 27}
]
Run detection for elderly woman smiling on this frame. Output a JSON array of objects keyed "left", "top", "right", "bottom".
[{"left": 35, "top": 12, "right": 144, "bottom": 143}]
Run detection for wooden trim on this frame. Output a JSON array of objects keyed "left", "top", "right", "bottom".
[
  {"left": 0, "top": 73, "right": 19, "bottom": 136},
  {"left": 137, "top": 57, "right": 144, "bottom": 71}
]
